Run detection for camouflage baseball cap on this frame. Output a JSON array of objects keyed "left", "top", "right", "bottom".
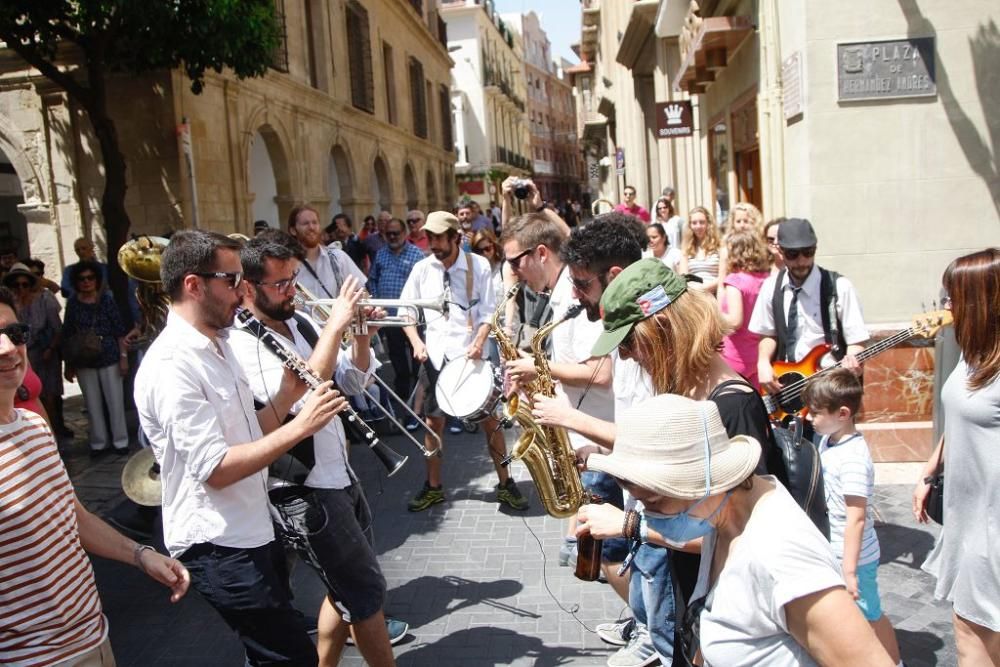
[{"left": 591, "top": 258, "right": 688, "bottom": 357}]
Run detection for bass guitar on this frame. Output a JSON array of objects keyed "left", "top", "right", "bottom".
[{"left": 762, "top": 309, "right": 952, "bottom": 422}]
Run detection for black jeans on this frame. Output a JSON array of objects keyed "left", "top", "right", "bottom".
[
  {"left": 179, "top": 541, "right": 317, "bottom": 666},
  {"left": 381, "top": 328, "right": 418, "bottom": 398}
]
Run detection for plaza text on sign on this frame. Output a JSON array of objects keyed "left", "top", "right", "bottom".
[
  {"left": 837, "top": 37, "right": 936, "bottom": 102},
  {"left": 655, "top": 100, "right": 694, "bottom": 138}
]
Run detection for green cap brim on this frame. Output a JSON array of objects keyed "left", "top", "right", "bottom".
[{"left": 591, "top": 323, "right": 634, "bottom": 357}]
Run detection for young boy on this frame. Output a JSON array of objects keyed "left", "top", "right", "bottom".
[{"left": 804, "top": 368, "right": 903, "bottom": 666}]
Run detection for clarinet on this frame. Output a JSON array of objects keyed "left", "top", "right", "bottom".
[{"left": 235, "top": 308, "right": 408, "bottom": 477}]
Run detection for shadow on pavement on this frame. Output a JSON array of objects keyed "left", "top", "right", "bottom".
[
  {"left": 897, "top": 628, "right": 946, "bottom": 667},
  {"left": 387, "top": 575, "right": 536, "bottom": 630},
  {"left": 877, "top": 523, "right": 937, "bottom": 570},
  {"left": 397, "top": 627, "right": 606, "bottom": 667}
]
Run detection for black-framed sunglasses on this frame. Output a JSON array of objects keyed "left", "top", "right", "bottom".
[
  {"left": 474, "top": 243, "right": 495, "bottom": 254},
  {"left": 781, "top": 247, "right": 816, "bottom": 260},
  {"left": 766, "top": 236, "right": 779, "bottom": 247},
  {"left": 570, "top": 273, "right": 602, "bottom": 291},
  {"left": 506, "top": 246, "right": 536, "bottom": 269},
  {"left": 76, "top": 274, "right": 98, "bottom": 283},
  {"left": 252, "top": 269, "right": 299, "bottom": 292},
  {"left": 384, "top": 230, "right": 404, "bottom": 238},
  {"left": 406, "top": 218, "right": 423, "bottom": 225},
  {"left": 0, "top": 322, "right": 30, "bottom": 346},
  {"left": 195, "top": 271, "right": 243, "bottom": 289}
]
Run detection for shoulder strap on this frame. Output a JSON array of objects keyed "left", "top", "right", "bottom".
[
  {"left": 301, "top": 257, "right": 335, "bottom": 299},
  {"left": 772, "top": 269, "right": 788, "bottom": 361},
  {"left": 292, "top": 313, "right": 319, "bottom": 350},
  {"left": 464, "top": 250, "right": 474, "bottom": 331},
  {"left": 708, "top": 378, "right": 756, "bottom": 400},
  {"left": 819, "top": 269, "right": 846, "bottom": 359}
]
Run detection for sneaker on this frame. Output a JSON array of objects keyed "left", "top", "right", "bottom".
[
  {"left": 558, "top": 539, "right": 578, "bottom": 567},
  {"left": 346, "top": 617, "right": 409, "bottom": 646},
  {"left": 496, "top": 479, "right": 529, "bottom": 511},
  {"left": 447, "top": 418, "right": 463, "bottom": 434},
  {"left": 596, "top": 617, "right": 635, "bottom": 647},
  {"left": 405, "top": 416, "right": 421, "bottom": 432},
  {"left": 407, "top": 482, "right": 445, "bottom": 512},
  {"left": 607, "top": 623, "right": 658, "bottom": 667}
]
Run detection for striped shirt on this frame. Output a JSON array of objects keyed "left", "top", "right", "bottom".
[
  {"left": 0, "top": 410, "right": 106, "bottom": 666},
  {"left": 819, "top": 432, "right": 880, "bottom": 567}
]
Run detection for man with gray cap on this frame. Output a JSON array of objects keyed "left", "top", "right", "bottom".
[{"left": 749, "top": 218, "right": 868, "bottom": 395}]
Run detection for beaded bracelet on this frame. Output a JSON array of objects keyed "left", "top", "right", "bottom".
[{"left": 622, "top": 509, "right": 641, "bottom": 542}]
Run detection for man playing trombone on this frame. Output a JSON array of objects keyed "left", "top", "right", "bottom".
[
  {"left": 399, "top": 211, "right": 529, "bottom": 512},
  {"left": 229, "top": 232, "right": 408, "bottom": 665}
]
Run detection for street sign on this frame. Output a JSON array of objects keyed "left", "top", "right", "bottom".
[{"left": 837, "top": 37, "right": 936, "bottom": 102}]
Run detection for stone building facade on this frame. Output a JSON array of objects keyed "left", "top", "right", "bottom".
[
  {"left": 580, "top": 0, "right": 1000, "bottom": 459},
  {"left": 0, "top": 0, "right": 455, "bottom": 273},
  {"left": 443, "top": 0, "right": 530, "bottom": 208}
]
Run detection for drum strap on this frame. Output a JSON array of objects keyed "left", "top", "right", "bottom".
[{"left": 464, "top": 251, "right": 474, "bottom": 333}]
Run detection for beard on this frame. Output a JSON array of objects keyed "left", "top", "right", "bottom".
[
  {"left": 256, "top": 290, "right": 296, "bottom": 322},
  {"left": 295, "top": 227, "right": 321, "bottom": 248}
]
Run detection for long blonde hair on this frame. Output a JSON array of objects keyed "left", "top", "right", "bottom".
[
  {"left": 629, "top": 288, "right": 730, "bottom": 395},
  {"left": 682, "top": 206, "right": 721, "bottom": 258}
]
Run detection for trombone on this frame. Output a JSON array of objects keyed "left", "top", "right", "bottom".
[{"left": 294, "top": 283, "right": 443, "bottom": 457}]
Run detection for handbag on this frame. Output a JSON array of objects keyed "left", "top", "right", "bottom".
[
  {"left": 925, "top": 471, "right": 944, "bottom": 525},
  {"left": 62, "top": 329, "right": 103, "bottom": 367}
]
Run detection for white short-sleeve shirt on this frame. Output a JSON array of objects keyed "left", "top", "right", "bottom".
[
  {"left": 548, "top": 270, "right": 614, "bottom": 450},
  {"left": 692, "top": 480, "right": 845, "bottom": 667},
  {"left": 135, "top": 312, "right": 273, "bottom": 557},
  {"left": 229, "top": 313, "right": 379, "bottom": 490},
  {"left": 399, "top": 250, "right": 496, "bottom": 369},
  {"left": 819, "top": 433, "right": 880, "bottom": 567},
  {"left": 748, "top": 266, "right": 869, "bottom": 363}
]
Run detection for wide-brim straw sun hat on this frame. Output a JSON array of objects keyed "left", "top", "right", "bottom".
[{"left": 587, "top": 394, "right": 761, "bottom": 500}]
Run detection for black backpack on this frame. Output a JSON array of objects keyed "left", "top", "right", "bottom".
[{"left": 772, "top": 417, "right": 830, "bottom": 539}]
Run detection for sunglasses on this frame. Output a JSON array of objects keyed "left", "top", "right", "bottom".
[
  {"left": 780, "top": 247, "right": 816, "bottom": 260},
  {"left": 384, "top": 230, "right": 404, "bottom": 238},
  {"left": 252, "top": 269, "right": 299, "bottom": 292},
  {"left": 12, "top": 281, "right": 32, "bottom": 289},
  {"left": 0, "top": 323, "right": 30, "bottom": 346},
  {"left": 570, "top": 275, "right": 598, "bottom": 291},
  {"left": 474, "top": 243, "right": 495, "bottom": 254},
  {"left": 406, "top": 218, "right": 422, "bottom": 225},
  {"left": 77, "top": 274, "right": 98, "bottom": 283},
  {"left": 766, "top": 236, "right": 778, "bottom": 246},
  {"left": 195, "top": 271, "right": 244, "bottom": 289},
  {"left": 506, "top": 246, "right": 536, "bottom": 270}
]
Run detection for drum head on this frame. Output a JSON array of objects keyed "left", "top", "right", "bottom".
[{"left": 435, "top": 358, "right": 498, "bottom": 419}]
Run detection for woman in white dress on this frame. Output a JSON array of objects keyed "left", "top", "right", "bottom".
[
  {"left": 914, "top": 248, "right": 1000, "bottom": 664},
  {"left": 654, "top": 197, "right": 684, "bottom": 250}
]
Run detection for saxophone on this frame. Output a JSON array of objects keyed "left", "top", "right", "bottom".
[{"left": 491, "top": 284, "right": 586, "bottom": 518}]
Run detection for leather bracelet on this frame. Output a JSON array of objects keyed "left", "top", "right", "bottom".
[
  {"left": 622, "top": 509, "right": 641, "bottom": 541},
  {"left": 133, "top": 544, "right": 155, "bottom": 573}
]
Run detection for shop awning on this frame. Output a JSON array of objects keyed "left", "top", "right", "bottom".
[{"left": 673, "top": 16, "right": 754, "bottom": 93}]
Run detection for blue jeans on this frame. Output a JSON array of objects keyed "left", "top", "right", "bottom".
[
  {"left": 580, "top": 470, "right": 629, "bottom": 562},
  {"left": 629, "top": 543, "right": 676, "bottom": 661}
]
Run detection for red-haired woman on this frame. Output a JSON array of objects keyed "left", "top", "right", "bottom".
[{"left": 915, "top": 248, "right": 1000, "bottom": 664}]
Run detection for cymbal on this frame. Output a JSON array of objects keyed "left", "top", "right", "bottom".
[{"left": 121, "top": 448, "right": 162, "bottom": 507}]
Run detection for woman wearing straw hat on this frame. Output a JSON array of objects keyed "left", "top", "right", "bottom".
[{"left": 586, "top": 394, "right": 894, "bottom": 666}]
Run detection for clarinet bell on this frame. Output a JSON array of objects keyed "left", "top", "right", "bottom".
[{"left": 369, "top": 439, "right": 409, "bottom": 477}]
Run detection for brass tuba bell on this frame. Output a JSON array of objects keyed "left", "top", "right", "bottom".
[{"left": 118, "top": 236, "right": 170, "bottom": 346}]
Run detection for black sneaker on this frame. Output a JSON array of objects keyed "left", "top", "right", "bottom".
[
  {"left": 496, "top": 479, "right": 529, "bottom": 511},
  {"left": 407, "top": 482, "right": 445, "bottom": 512}
]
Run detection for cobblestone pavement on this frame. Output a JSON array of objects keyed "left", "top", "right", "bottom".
[{"left": 61, "top": 396, "right": 956, "bottom": 666}]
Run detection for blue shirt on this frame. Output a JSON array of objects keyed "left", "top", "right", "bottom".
[{"left": 367, "top": 242, "right": 425, "bottom": 301}]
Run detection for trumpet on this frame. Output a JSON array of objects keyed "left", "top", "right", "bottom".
[
  {"left": 293, "top": 283, "right": 443, "bottom": 458},
  {"left": 296, "top": 290, "right": 448, "bottom": 335}
]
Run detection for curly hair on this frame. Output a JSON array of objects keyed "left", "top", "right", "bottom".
[
  {"left": 560, "top": 212, "right": 644, "bottom": 274},
  {"left": 725, "top": 202, "right": 763, "bottom": 235},
  {"left": 682, "top": 206, "right": 721, "bottom": 257},
  {"left": 725, "top": 231, "right": 771, "bottom": 274}
]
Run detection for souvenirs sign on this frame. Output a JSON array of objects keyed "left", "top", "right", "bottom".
[{"left": 655, "top": 100, "right": 694, "bottom": 139}]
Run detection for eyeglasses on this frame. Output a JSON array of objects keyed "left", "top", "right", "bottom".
[
  {"left": 195, "top": 271, "right": 244, "bottom": 289},
  {"left": 252, "top": 270, "right": 299, "bottom": 292},
  {"left": 766, "top": 236, "right": 778, "bottom": 247},
  {"left": 570, "top": 275, "right": 598, "bottom": 291},
  {"left": 624, "top": 191, "right": 636, "bottom": 197},
  {"left": 506, "top": 246, "right": 536, "bottom": 270},
  {"left": 0, "top": 323, "right": 30, "bottom": 346},
  {"left": 474, "top": 243, "right": 495, "bottom": 254},
  {"left": 781, "top": 247, "right": 816, "bottom": 260},
  {"left": 406, "top": 218, "right": 423, "bottom": 225},
  {"left": 77, "top": 274, "right": 97, "bottom": 282},
  {"left": 12, "top": 281, "right": 32, "bottom": 289},
  {"left": 384, "top": 230, "right": 403, "bottom": 238}
]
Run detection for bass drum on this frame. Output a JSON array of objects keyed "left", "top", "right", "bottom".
[{"left": 435, "top": 358, "right": 503, "bottom": 423}]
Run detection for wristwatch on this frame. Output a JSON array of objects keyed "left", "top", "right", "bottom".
[{"left": 922, "top": 474, "right": 937, "bottom": 485}]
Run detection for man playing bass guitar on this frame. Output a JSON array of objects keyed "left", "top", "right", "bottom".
[{"left": 749, "top": 218, "right": 868, "bottom": 414}]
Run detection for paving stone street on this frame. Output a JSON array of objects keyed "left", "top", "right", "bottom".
[{"left": 62, "top": 392, "right": 956, "bottom": 666}]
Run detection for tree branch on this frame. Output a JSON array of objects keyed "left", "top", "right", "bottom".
[{"left": 4, "top": 42, "right": 93, "bottom": 109}]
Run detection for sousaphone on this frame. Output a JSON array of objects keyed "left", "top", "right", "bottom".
[{"left": 121, "top": 448, "right": 162, "bottom": 507}]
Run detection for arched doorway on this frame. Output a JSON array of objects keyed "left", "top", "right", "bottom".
[
  {"left": 372, "top": 155, "right": 391, "bottom": 214},
  {"left": 328, "top": 145, "right": 354, "bottom": 220},
  {"left": 249, "top": 131, "right": 279, "bottom": 228},
  {"left": 403, "top": 163, "right": 418, "bottom": 211},
  {"left": 0, "top": 148, "right": 27, "bottom": 257},
  {"left": 425, "top": 169, "right": 437, "bottom": 212}
]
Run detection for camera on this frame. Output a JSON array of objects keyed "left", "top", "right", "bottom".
[{"left": 512, "top": 178, "right": 532, "bottom": 200}]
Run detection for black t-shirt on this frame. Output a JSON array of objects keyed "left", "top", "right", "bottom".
[{"left": 709, "top": 380, "right": 787, "bottom": 484}]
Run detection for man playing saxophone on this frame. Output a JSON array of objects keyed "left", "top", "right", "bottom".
[
  {"left": 399, "top": 211, "right": 529, "bottom": 512},
  {"left": 498, "top": 214, "right": 626, "bottom": 596}
]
